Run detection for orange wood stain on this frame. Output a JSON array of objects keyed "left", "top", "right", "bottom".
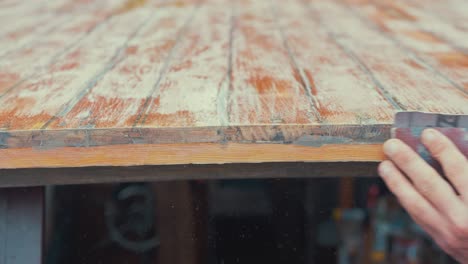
[
  {"left": 171, "top": 60, "right": 193, "bottom": 72},
  {"left": 146, "top": 40, "right": 177, "bottom": 62},
  {"left": 143, "top": 110, "right": 196, "bottom": 127},
  {"left": 402, "top": 30, "right": 443, "bottom": 44},
  {"left": 51, "top": 96, "right": 133, "bottom": 128},
  {"left": 240, "top": 24, "right": 277, "bottom": 52},
  {"left": 0, "top": 143, "right": 385, "bottom": 169},
  {"left": 432, "top": 52, "right": 468, "bottom": 68},
  {"left": 156, "top": 0, "right": 190, "bottom": 8},
  {"left": 247, "top": 75, "right": 291, "bottom": 94},
  {"left": 141, "top": 95, "right": 197, "bottom": 127},
  {"left": 57, "top": 62, "right": 80, "bottom": 71},
  {"left": 0, "top": 72, "right": 20, "bottom": 94},
  {"left": 291, "top": 67, "right": 318, "bottom": 96},
  {"left": 0, "top": 111, "right": 53, "bottom": 130},
  {"left": 141, "top": 3, "right": 231, "bottom": 127},
  {"left": 126, "top": 45, "right": 139, "bottom": 55},
  {"left": 47, "top": 9, "right": 189, "bottom": 129},
  {"left": 404, "top": 59, "right": 424, "bottom": 70},
  {"left": 57, "top": 0, "right": 93, "bottom": 12},
  {"left": 7, "top": 26, "right": 34, "bottom": 40},
  {"left": 369, "top": 13, "right": 391, "bottom": 33},
  {"left": 304, "top": 69, "right": 318, "bottom": 96},
  {"left": 66, "top": 18, "right": 104, "bottom": 33},
  {"left": 362, "top": 0, "right": 417, "bottom": 32},
  {"left": 351, "top": 0, "right": 468, "bottom": 94},
  {"left": 278, "top": 0, "right": 397, "bottom": 123},
  {"left": 115, "top": 0, "right": 147, "bottom": 14},
  {"left": 376, "top": 2, "right": 416, "bottom": 21},
  {"left": 229, "top": 0, "right": 319, "bottom": 125}
]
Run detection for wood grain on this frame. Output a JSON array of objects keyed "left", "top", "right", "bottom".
[
  {"left": 344, "top": 0, "right": 468, "bottom": 92},
  {"left": 306, "top": 0, "right": 467, "bottom": 113},
  {"left": 0, "top": 0, "right": 466, "bottom": 174},
  {"left": 274, "top": 0, "right": 396, "bottom": 123},
  {"left": 0, "top": 143, "right": 384, "bottom": 169},
  {"left": 228, "top": 0, "right": 320, "bottom": 125},
  {"left": 47, "top": 0, "right": 203, "bottom": 129}
]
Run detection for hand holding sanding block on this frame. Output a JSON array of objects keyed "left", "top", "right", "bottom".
[{"left": 391, "top": 111, "right": 468, "bottom": 175}]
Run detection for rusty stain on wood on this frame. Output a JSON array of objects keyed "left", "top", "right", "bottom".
[
  {"left": 115, "top": 0, "right": 148, "bottom": 14},
  {"left": 0, "top": 0, "right": 466, "bottom": 173}
]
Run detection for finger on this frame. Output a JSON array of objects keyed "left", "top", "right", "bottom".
[
  {"left": 383, "top": 139, "right": 463, "bottom": 216},
  {"left": 378, "top": 160, "right": 446, "bottom": 233},
  {"left": 421, "top": 129, "right": 468, "bottom": 197},
  {"left": 411, "top": 213, "right": 442, "bottom": 242}
]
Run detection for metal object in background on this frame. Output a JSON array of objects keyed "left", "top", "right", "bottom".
[{"left": 105, "top": 183, "right": 160, "bottom": 253}]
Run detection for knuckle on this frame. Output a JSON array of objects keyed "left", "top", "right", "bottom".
[
  {"left": 445, "top": 161, "right": 466, "bottom": 178},
  {"left": 417, "top": 179, "right": 434, "bottom": 196},
  {"left": 430, "top": 141, "right": 448, "bottom": 159},
  {"left": 395, "top": 151, "right": 418, "bottom": 167}
]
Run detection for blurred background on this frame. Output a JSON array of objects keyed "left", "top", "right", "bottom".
[{"left": 43, "top": 176, "right": 457, "bottom": 264}]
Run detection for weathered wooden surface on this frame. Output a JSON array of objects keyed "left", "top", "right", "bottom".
[{"left": 0, "top": 0, "right": 467, "bottom": 171}]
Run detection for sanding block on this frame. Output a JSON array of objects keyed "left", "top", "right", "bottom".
[{"left": 392, "top": 111, "right": 468, "bottom": 173}]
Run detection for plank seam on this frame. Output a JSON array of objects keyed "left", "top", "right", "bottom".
[
  {"left": 134, "top": 1, "right": 203, "bottom": 127},
  {"left": 344, "top": 0, "right": 467, "bottom": 95},
  {"left": 304, "top": 0, "right": 404, "bottom": 111},
  {"left": 0, "top": 12, "right": 116, "bottom": 100},
  {"left": 217, "top": 5, "right": 236, "bottom": 127},
  {"left": 271, "top": 0, "right": 323, "bottom": 122},
  {"left": 40, "top": 11, "right": 157, "bottom": 130}
]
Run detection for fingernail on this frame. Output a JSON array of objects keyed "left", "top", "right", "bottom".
[
  {"left": 423, "top": 129, "right": 436, "bottom": 142},
  {"left": 384, "top": 140, "right": 398, "bottom": 156}
]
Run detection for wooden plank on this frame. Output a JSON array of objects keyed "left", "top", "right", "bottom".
[
  {"left": 0, "top": 187, "right": 44, "bottom": 264},
  {"left": 344, "top": 0, "right": 468, "bottom": 92},
  {"left": 274, "top": 0, "right": 396, "bottom": 124},
  {"left": 0, "top": 1, "right": 45, "bottom": 19},
  {"left": 306, "top": 0, "right": 468, "bottom": 114},
  {"left": 399, "top": 0, "right": 468, "bottom": 49},
  {"left": 0, "top": 16, "right": 66, "bottom": 59},
  {"left": 0, "top": 1, "right": 152, "bottom": 130},
  {"left": 0, "top": 0, "right": 126, "bottom": 97},
  {"left": 228, "top": 0, "right": 320, "bottom": 125},
  {"left": 0, "top": 0, "right": 117, "bottom": 57},
  {"left": 0, "top": 123, "right": 390, "bottom": 149},
  {"left": 140, "top": 0, "right": 229, "bottom": 128},
  {"left": 0, "top": 0, "right": 465, "bottom": 135},
  {"left": 0, "top": 142, "right": 384, "bottom": 169},
  {"left": 46, "top": 0, "right": 203, "bottom": 129},
  {"left": 0, "top": 162, "right": 380, "bottom": 187}
]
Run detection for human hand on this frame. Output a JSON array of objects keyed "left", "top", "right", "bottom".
[{"left": 378, "top": 128, "right": 468, "bottom": 263}]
